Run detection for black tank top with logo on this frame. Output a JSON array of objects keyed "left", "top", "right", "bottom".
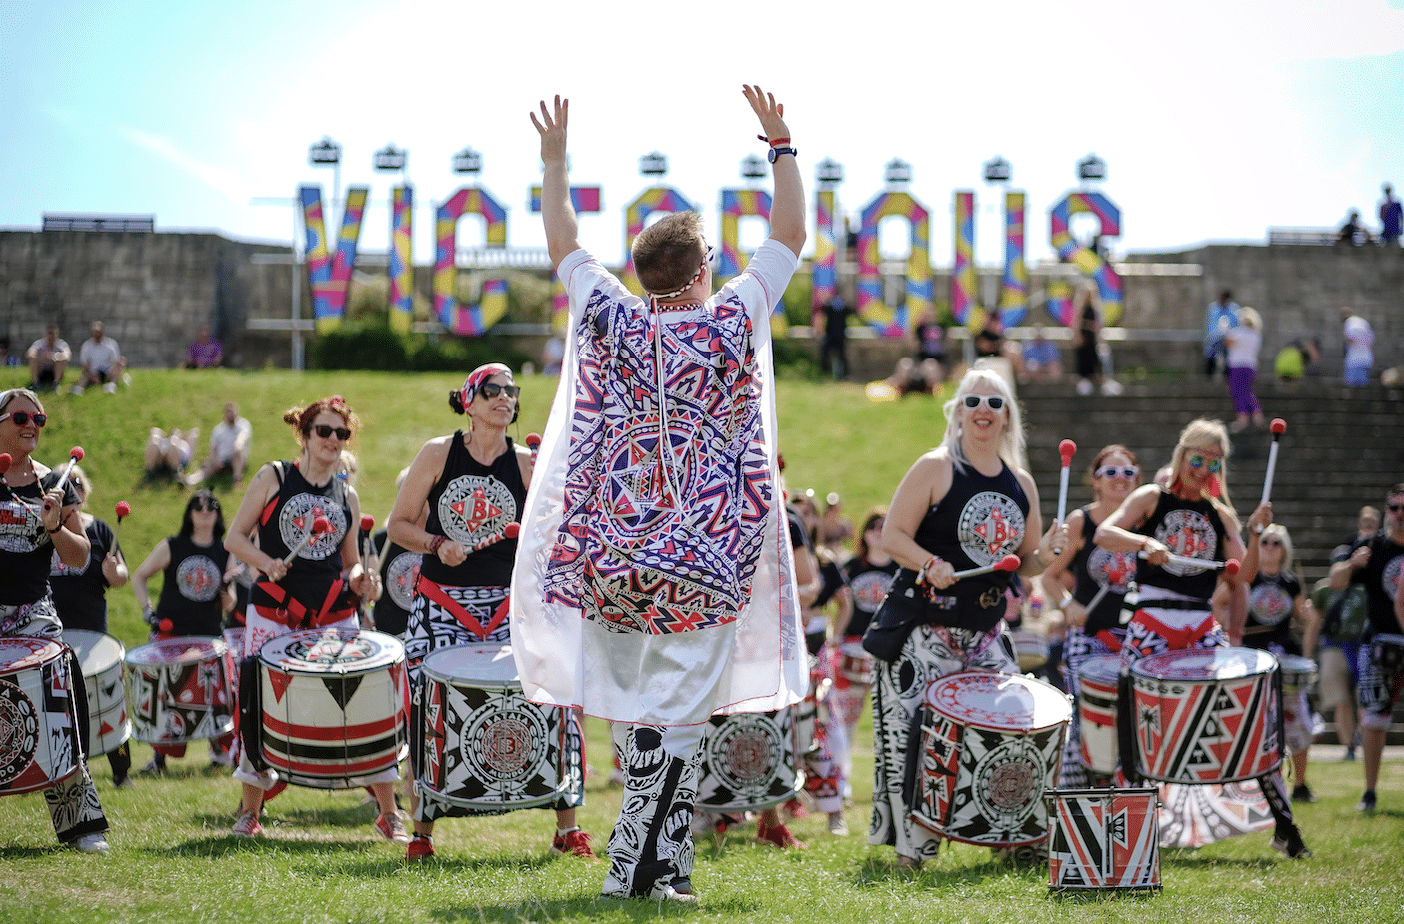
[
  {"left": 909, "top": 458, "right": 1029, "bottom": 631},
  {"left": 841, "top": 557, "right": 899, "bottom": 639},
  {"left": 1245, "top": 570, "right": 1302, "bottom": 654},
  {"left": 372, "top": 529, "right": 420, "bottom": 636},
  {"left": 0, "top": 470, "right": 80, "bottom": 606},
  {"left": 420, "top": 432, "right": 525, "bottom": 588},
  {"left": 154, "top": 533, "right": 230, "bottom": 637},
  {"left": 1134, "top": 489, "right": 1229, "bottom": 603},
  {"left": 249, "top": 461, "right": 352, "bottom": 611},
  {"left": 1071, "top": 506, "right": 1138, "bottom": 633}
]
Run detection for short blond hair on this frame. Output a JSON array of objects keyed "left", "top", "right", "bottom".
[{"left": 632, "top": 211, "right": 705, "bottom": 295}]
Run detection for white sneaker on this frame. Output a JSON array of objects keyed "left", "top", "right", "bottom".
[
  {"left": 72, "top": 833, "right": 110, "bottom": 854},
  {"left": 71, "top": 385, "right": 84, "bottom": 396},
  {"left": 1076, "top": 379, "right": 1093, "bottom": 395},
  {"left": 103, "top": 382, "right": 117, "bottom": 394}
]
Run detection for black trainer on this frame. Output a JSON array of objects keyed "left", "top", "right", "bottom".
[{"left": 1270, "top": 826, "right": 1313, "bottom": 860}]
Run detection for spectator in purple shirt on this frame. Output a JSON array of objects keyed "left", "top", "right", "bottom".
[{"left": 185, "top": 325, "right": 223, "bottom": 369}]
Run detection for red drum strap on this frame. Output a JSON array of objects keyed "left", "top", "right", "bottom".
[
  {"left": 254, "top": 578, "right": 350, "bottom": 630},
  {"left": 416, "top": 577, "right": 508, "bottom": 640}
]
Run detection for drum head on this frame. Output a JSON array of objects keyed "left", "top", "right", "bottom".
[
  {"left": 1131, "top": 647, "right": 1277, "bottom": 682},
  {"left": 1076, "top": 654, "right": 1123, "bottom": 686},
  {"left": 127, "top": 636, "right": 225, "bottom": 666},
  {"left": 259, "top": 628, "right": 403, "bottom": 675},
  {"left": 0, "top": 636, "right": 65, "bottom": 672},
  {"left": 62, "top": 629, "right": 125, "bottom": 674},
  {"left": 422, "top": 644, "right": 516, "bottom": 688},
  {"left": 925, "top": 670, "right": 1072, "bottom": 732},
  {"left": 1275, "top": 654, "right": 1316, "bottom": 674}
]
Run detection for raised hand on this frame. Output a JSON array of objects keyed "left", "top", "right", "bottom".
[
  {"left": 742, "top": 84, "right": 790, "bottom": 143},
  {"left": 530, "top": 95, "right": 569, "bottom": 164}
]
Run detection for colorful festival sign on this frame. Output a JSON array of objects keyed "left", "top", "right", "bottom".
[
  {"left": 433, "top": 186, "right": 509, "bottom": 336},
  {"left": 1048, "top": 191, "right": 1123, "bottom": 325},
  {"left": 855, "top": 191, "right": 932, "bottom": 337},
  {"left": 621, "top": 186, "right": 697, "bottom": 296},
  {"left": 388, "top": 185, "right": 413, "bottom": 333},
  {"left": 300, "top": 185, "right": 368, "bottom": 332}
]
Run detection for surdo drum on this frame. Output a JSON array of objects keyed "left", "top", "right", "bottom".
[
  {"left": 1046, "top": 788, "right": 1162, "bottom": 892},
  {"left": 62, "top": 629, "right": 130, "bottom": 755},
  {"left": 125, "top": 636, "right": 233, "bottom": 745},
  {"left": 257, "top": 628, "right": 407, "bottom": 788},
  {"left": 1075, "top": 655, "right": 1123, "bottom": 775},
  {"left": 911, "top": 671, "right": 1071, "bottom": 847},
  {"left": 1275, "top": 654, "right": 1317, "bottom": 696},
  {"left": 837, "top": 640, "right": 875, "bottom": 686},
  {"left": 697, "top": 707, "right": 803, "bottom": 812},
  {"left": 1130, "top": 647, "right": 1281, "bottom": 785},
  {"left": 416, "top": 644, "right": 570, "bottom": 810},
  {"left": 0, "top": 637, "right": 80, "bottom": 795},
  {"left": 1011, "top": 630, "right": 1050, "bottom": 673}
]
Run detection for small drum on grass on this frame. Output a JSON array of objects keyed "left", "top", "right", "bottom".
[
  {"left": 1011, "top": 631, "right": 1050, "bottom": 673},
  {"left": 1046, "top": 787, "right": 1161, "bottom": 892},
  {"left": 1276, "top": 654, "right": 1317, "bottom": 696},
  {"left": 1370, "top": 633, "right": 1404, "bottom": 675},
  {"left": 1130, "top": 647, "right": 1281, "bottom": 784},
  {"left": 62, "top": 629, "right": 130, "bottom": 755},
  {"left": 258, "top": 628, "right": 407, "bottom": 788},
  {"left": 1075, "top": 655, "right": 1122, "bottom": 775},
  {"left": 0, "top": 636, "right": 80, "bottom": 795},
  {"left": 697, "top": 707, "right": 803, "bottom": 812},
  {"left": 126, "top": 636, "right": 233, "bottom": 745},
  {"left": 417, "top": 644, "right": 569, "bottom": 811},
  {"left": 837, "top": 640, "right": 875, "bottom": 686},
  {"left": 911, "top": 671, "right": 1071, "bottom": 847}
]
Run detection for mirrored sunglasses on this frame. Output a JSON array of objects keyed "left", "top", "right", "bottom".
[{"left": 1188, "top": 453, "right": 1222, "bottom": 474}]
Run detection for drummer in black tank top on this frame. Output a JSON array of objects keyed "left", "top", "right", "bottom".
[{"left": 388, "top": 364, "right": 594, "bottom": 862}]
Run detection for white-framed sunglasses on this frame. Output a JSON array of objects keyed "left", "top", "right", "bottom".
[
  {"left": 1094, "top": 465, "right": 1139, "bottom": 480},
  {"left": 961, "top": 395, "right": 1006, "bottom": 411}
]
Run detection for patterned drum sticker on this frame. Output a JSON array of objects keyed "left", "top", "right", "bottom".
[
  {"left": 0, "top": 678, "right": 40, "bottom": 785},
  {"left": 958, "top": 492, "right": 1026, "bottom": 566},
  {"left": 385, "top": 550, "right": 422, "bottom": 611},
  {"left": 1047, "top": 788, "right": 1161, "bottom": 891},
  {"left": 126, "top": 637, "right": 232, "bottom": 744},
  {"left": 438, "top": 475, "right": 516, "bottom": 546},
  {"left": 696, "top": 709, "right": 802, "bottom": 812},
  {"left": 177, "top": 555, "right": 224, "bottom": 602},
  {"left": 277, "top": 493, "right": 347, "bottom": 561}
]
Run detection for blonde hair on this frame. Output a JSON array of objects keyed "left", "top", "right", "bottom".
[
  {"left": 1258, "top": 523, "right": 1295, "bottom": 576},
  {"left": 1238, "top": 306, "right": 1262, "bottom": 331},
  {"left": 1168, "top": 418, "right": 1235, "bottom": 517},
  {"left": 941, "top": 364, "right": 1027, "bottom": 473}
]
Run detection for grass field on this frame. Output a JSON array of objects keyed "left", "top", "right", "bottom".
[{"left": 1, "top": 368, "right": 1402, "bottom": 922}]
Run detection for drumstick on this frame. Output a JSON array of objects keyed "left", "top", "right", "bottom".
[
  {"left": 1138, "top": 549, "right": 1241, "bottom": 574},
  {"left": 113, "top": 500, "right": 131, "bottom": 547},
  {"left": 951, "top": 554, "right": 1020, "bottom": 580},
  {"left": 52, "top": 445, "right": 84, "bottom": 493},
  {"left": 359, "top": 513, "right": 375, "bottom": 563},
  {"left": 465, "top": 521, "right": 520, "bottom": 553},
  {"left": 1255, "top": 418, "right": 1286, "bottom": 533},
  {"left": 526, "top": 433, "right": 542, "bottom": 467},
  {"left": 1052, "top": 439, "right": 1076, "bottom": 554},
  {"left": 281, "top": 516, "right": 333, "bottom": 566}
]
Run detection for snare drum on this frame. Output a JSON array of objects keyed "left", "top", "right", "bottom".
[
  {"left": 258, "top": 628, "right": 407, "bottom": 788},
  {"left": 696, "top": 708, "right": 803, "bottom": 812},
  {"left": 1130, "top": 647, "right": 1281, "bottom": 784},
  {"left": 1075, "top": 655, "right": 1122, "bottom": 775},
  {"left": 417, "top": 644, "right": 570, "bottom": 810},
  {"left": 837, "top": 641, "right": 875, "bottom": 686},
  {"left": 62, "top": 629, "right": 130, "bottom": 755},
  {"left": 1012, "top": 631, "right": 1050, "bottom": 673},
  {"left": 1276, "top": 654, "right": 1317, "bottom": 695},
  {"left": 0, "top": 637, "right": 80, "bottom": 795},
  {"left": 126, "top": 636, "right": 233, "bottom": 744},
  {"left": 1046, "top": 788, "right": 1161, "bottom": 892},
  {"left": 1371, "top": 633, "right": 1404, "bottom": 674},
  {"left": 911, "top": 671, "right": 1071, "bottom": 847}
]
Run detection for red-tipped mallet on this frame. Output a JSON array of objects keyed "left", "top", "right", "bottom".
[
  {"left": 466, "top": 521, "right": 521, "bottom": 553},
  {"left": 52, "top": 446, "right": 84, "bottom": 493},
  {"left": 1052, "top": 439, "right": 1077, "bottom": 554},
  {"left": 1256, "top": 418, "right": 1287, "bottom": 531},
  {"left": 359, "top": 513, "right": 375, "bottom": 562},
  {"left": 526, "top": 433, "right": 542, "bottom": 468},
  {"left": 1139, "top": 549, "right": 1241, "bottom": 573},
  {"left": 281, "top": 516, "right": 333, "bottom": 566},
  {"left": 113, "top": 501, "right": 131, "bottom": 545},
  {"left": 0, "top": 452, "right": 11, "bottom": 487},
  {"left": 952, "top": 554, "right": 1021, "bottom": 580}
]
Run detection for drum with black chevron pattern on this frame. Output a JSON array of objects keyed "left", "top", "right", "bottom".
[{"left": 1047, "top": 787, "right": 1161, "bottom": 891}]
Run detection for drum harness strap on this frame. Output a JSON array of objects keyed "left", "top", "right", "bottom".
[
  {"left": 416, "top": 576, "right": 509, "bottom": 640},
  {"left": 931, "top": 623, "right": 1004, "bottom": 669}
]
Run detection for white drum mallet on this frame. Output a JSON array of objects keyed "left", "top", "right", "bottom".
[
  {"left": 1256, "top": 418, "right": 1286, "bottom": 533},
  {"left": 1052, "top": 439, "right": 1076, "bottom": 554},
  {"left": 52, "top": 445, "right": 84, "bottom": 493},
  {"left": 1138, "top": 548, "right": 1241, "bottom": 575}
]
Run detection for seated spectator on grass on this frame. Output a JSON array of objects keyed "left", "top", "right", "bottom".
[
  {"left": 26, "top": 324, "right": 71, "bottom": 391},
  {"left": 185, "top": 325, "right": 224, "bottom": 369},
  {"left": 144, "top": 427, "right": 198, "bottom": 481},
  {"left": 72, "top": 322, "right": 127, "bottom": 395},
  {"left": 0, "top": 337, "right": 18, "bottom": 367},
  {"left": 184, "top": 402, "right": 252, "bottom": 490}
]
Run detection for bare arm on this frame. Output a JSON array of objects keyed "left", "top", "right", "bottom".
[
  {"left": 1040, "top": 509, "right": 1085, "bottom": 625},
  {"left": 743, "top": 85, "right": 805, "bottom": 257},
  {"left": 132, "top": 538, "right": 172, "bottom": 613},
  {"left": 341, "top": 485, "right": 368, "bottom": 596},
  {"left": 531, "top": 96, "right": 580, "bottom": 270},
  {"left": 224, "top": 464, "right": 288, "bottom": 581},
  {"left": 388, "top": 438, "right": 469, "bottom": 567},
  {"left": 880, "top": 449, "right": 955, "bottom": 586}
]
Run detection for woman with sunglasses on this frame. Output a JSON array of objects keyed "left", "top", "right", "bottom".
[
  {"left": 131, "top": 489, "right": 234, "bottom": 774},
  {"left": 1039, "top": 445, "right": 1142, "bottom": 787},
  {"left": 388, "top": 363, "right": 594, "bottom": 862},
  {"left": 1094, "top": 417, "right": 1312, "bottom": 860},
  {"left": 872, "top": 365, "right": 1045, "bottom": 869},
  {"left": 0, "top": 388, "right": 110, "bottom": 853},
  {"left": 223, "top": 395, "right": 400, "bottom": 841},
  {"left": 1244, "top": 523, "right": 1320, "bottom": 803},
  {"left": 47, "top": 464, "right": 133, "bottom": 786}
]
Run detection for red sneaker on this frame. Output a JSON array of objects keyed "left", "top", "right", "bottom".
[
  {"left": 550, "top": 828, "right": 597, "bottom": 859},
  {"left": 406, "top": 834, "right": 435, "bottom": 861},
  {"left": 783, "top": 797, "right": 810, "bottom": 820},
  {"left": 756, "top": 818, "right": 808, "bottom": 850},
  {"left": 232, "top": 810, "right": 264, "bottom": 838}
]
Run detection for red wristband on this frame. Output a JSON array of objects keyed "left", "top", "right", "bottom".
[{"left": 428, "top": 535, "right": 446, "bottom": 555}]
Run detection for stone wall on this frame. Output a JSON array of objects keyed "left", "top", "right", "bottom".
[{"left": 3, "top": 229, "right": 1399, "bottom": 375}]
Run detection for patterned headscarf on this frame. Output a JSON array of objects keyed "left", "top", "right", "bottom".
[{"left": 460, "top": 363, "right": 517, "bottom": 422}]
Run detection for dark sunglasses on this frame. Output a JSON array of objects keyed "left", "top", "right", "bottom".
[
  {"left": 1388, "top": 503, "right": 1404, "bottom": 513},
  {"left": 1260, "top": 538, "right": 1282, "bottom": 547},
  {"left": 962, "top": 395, "right": 1005, "bottom": 411},
  {"left": 310, "top": 424, "right": 352, "bottom": 440},
  {"left": 191, "top": 500, "right": 220, "bottom": 512},
  {"left": 1188, "top": 453, "right": 1222, "bottom": 474},
  {"left": 0, "top": 411, "right": 46, "bottom": 428},
  {"left": 478, "top": 383, "right": 520, "bottom": 399},
  {"left": 1094, "top": 465, "right": 1139, "bottom": 480}
]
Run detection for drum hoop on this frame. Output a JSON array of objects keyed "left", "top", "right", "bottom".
[
  {"left": 127, "top": 637, "right": 226, "bottom": 666},
  {"left": 1131, "top": 648, "right": 1277, "bottom": 682},
  {"left": 420, "top": 644, "right": 517, "bottom": 687},
  {"left": 926, "top": 671, "right": 1073, "bottom": 732},
  {"left": 257, "top": 628, "right": 403, "bottom": 674}
]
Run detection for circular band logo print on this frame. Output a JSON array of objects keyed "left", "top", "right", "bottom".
[
  {"left": 1383, "top": 554, "right": 1403, "bottom": 602},
  {"left": 386, "top": 551, "right": 422, "bottom": 610},
  {"left": 1088, "top": 547, "right": 1137, "bottom": 592},
  {"left": 462, "top": 701, "right": 548, "bottom": 783},
  {"left": 286, "top": 633, "right": 381, "bottom": 666},
  {"left": 712, "top": 715, "right": 780, "bottom": 787},
  {"left": 958, "top": 492, "right": 1025, "bottom": 566},
  {"left": 849, "top": 570, "right": 893, "bottom": 613},
  {"left": 0, "top": 680, "right": 39, "bottom": 784},
  {"left": 1248, "top": 582, "right": 1294, "bottom": 626},
  {"left": 438, "top": 476, "right": 515, "bottom": 546},
  {"left": 177, "top": 555, "right": 223, "bottom": 602},
  {"left": 1156, "top": 509, "right": 1217, "bottom": 576},
  {"left": 277, "top": 494, "right": 346, "bottom": 561},
  {"left": 975, "top": 737, "right": 1040, "bottom": 816}
]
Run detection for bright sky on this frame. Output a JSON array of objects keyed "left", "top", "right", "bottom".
[{"left": 3, "top": 0, "right": 1402, "bottom": 269}]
